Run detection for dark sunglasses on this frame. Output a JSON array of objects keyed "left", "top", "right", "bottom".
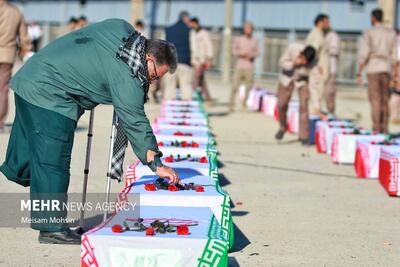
[{"left": 150, "top": 59, "right": 159, "bottom": 81}]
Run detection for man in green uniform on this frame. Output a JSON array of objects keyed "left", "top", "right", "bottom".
[{"left": 0, "top": 19, "right": 179, "bottom": 244}]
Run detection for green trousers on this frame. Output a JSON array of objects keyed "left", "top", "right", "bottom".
[{"left": 0, "top": 95, "right": 76, "bottom": 231}]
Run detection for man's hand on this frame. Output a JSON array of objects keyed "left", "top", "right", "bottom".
[
  {"left": 155, "top": 166, "right": 180, "bottom": 184},
  {"left": 390, "top": 76, "right": 398, "bottom": 89},
  {"left": 357, "top": 64, "right": 364, "bottom": 86},
  {"left": 356, "top": 73, "right": 363, "bottom": 85}
]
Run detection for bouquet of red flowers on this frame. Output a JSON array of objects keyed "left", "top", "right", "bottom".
[
  {"left": 173, "top": 131, "right": 193, "bottom": 136},
  {"left": 163, "top": 154, "right": 208, "bottom": 164}
]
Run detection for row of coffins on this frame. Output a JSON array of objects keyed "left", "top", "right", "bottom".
[
  {"left": 316, "top": 121, "right": 400, "bottom": 196},
  {"left": 242, "top": 86, "right": 400, "bottom": 197},
  {"left": 241, "top": 86, "right": 320, "bottom": 144},
  {"left": 82, "top": 99, "right": 232, "bottom": 267}
]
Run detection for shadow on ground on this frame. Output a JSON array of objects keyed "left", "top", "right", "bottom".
[
  {"left": 228, "top": 257, "right": 240, "bottom": 267},
  {"left": 231, "top": 211, "right": 249, "bottom": 217},
  {"left": 230, "top": 222, "right": 251, "bottom": 252},
  {"left": 212, "top": 101, "right": 230, "bottom": 107},
  {"left": 218, "top": 173, "right": 231, "bottom": 187},
  {"left": 217, "top": 160, "right": 225, "bottom": 169},
  {"left": 208, "top": 112, "right": 230, "bottom": 117},
  {"left": 277, "top": 139, "right": 299, "bottom": 145}
]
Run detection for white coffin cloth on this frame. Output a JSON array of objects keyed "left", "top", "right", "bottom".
[
  {"left": 331, "top": 134, "right": 385, "bottom": 164},
  {"left": 155, "top": 117, "right": 208, "bottom": 126},
  {"left": 81, "top": 206, "right": 228, "bottom": 267}
]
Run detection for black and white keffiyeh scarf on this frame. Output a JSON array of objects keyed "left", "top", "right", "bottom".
[
  {"left": 110, "top": 31, "right": 149, "bottom": 182},
  {"left": 116, "top": 30, "right": 149, "bottom": 102}
]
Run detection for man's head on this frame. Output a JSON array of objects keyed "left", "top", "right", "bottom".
[
  {"left": 190, "top": 17, "right": 200, "bottom": 30},
  {"left": 243, "top": 21, "right": 254, "bottom": 37},
  {"left": 68, "top": 17, "right": 78, "bottom": 31},
  {"left": 145, "top": 39, "right": 177, "bottom": 83},
  {"left": 135, "top": 20, "right": 145, "bottom": 32},
  {"left": 299, "top": 46, "right": 316, "bottom": 66},
  {"left": 179, "top": 11, "right": 190, "bottom": 26},
  {"left": 371, "top": 8, "right": 383, "bottom": 25},
  {"left": 78, "top": 15, "right": 88, "bottom": 28},
  {"left": 314, "top": 14, "right": 330, "bottom": 30}
]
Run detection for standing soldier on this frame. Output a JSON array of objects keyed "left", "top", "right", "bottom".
[
  {"left": 0, "top": 0, "right": 32, "bottom": 133},
  {"left": 325, "top": 29, "right": 340, "bottom": 115},
  {"left": 357, "top": 8, "right": 397, "bottom": 133},
  {"left": 190, "top": 17, "right": 214, "bottom": 103},
  {"left": 389, "top": 29, "right": 400, "bottom": 125},
  {"left": 274, "top": 43, "right": 316, "bottom": 145},
  {"left": 306, "top": 14, "right": 330, "bottom": 116},
  {"left": 229, "top": 21, "right": 259, "bottom": 112}
]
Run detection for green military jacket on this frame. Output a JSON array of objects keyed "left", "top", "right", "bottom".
[{"left": 11, "top": 19, "right": 161, "bottom": 170}]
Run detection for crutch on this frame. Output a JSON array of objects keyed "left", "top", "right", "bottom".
[
  {"left": 76, "top": 109, "right": 95, "bottom": 234},
  {"left": 103, "top": 112, "right": 119, "bottom": 221}
]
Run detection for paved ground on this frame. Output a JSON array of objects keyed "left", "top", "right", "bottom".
[{"left": 0, "top": 72, "right": 400, "bottom": 266}]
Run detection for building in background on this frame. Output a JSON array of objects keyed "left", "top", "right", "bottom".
[{"left": 9, "top": 0, "right": 400, "bottom": 83}]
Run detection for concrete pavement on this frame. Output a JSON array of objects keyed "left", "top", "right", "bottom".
[{"left": 0, "top": 76, "right": 400, "bottom": 266}]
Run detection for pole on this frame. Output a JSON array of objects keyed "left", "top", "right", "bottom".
[
  {"left": 131, "top": 0, "right": 144, "bottom": 25},
  {"left": 378, "top": 0, "right": 396, "bottom": 28},
  {"left": 103, "top": 112, "right": 118, "bottom": 221},
  {"left": 77, "top": 109, "right": 95, "bottom": 233},
  {"left": 222, "top": 0, "right": 233, "bottom": 83},
  {"left": 149, "top": 0, "right": 158, "bottom": 39}
]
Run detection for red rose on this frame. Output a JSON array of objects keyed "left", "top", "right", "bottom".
[
  {"left": 195, "top": 186, "right": 204, "bottom": 192},
  {"left": 111, "top": 224, "right": 124, "bottom": 233},
  {"left": 146, "top": 227, "right": 155, "bottom": 236},
  {"left": 168, "top": 185, "right": 179, "bottom": 191},
  {"left": 158, "top": 141, "right": 164, "bottom": 147},
  {"left": 176, "top": 225, "right": 189, "bottom": 235},
  {"left": 199, "top": 157, "right": 208, "bottom": 163},
  {"left": 165, "top": 156, "right": 174, "bottom": 163},
  {"left": 182, "top": 122, "right": 189, "bottom": 126},
  {"left": 174, "top": 131, "right": 184, "bottom": 136},
  {"left": 144, "top": 183, "right": 156, "bottom": 191},
  {"left": 371, "top": 141, "right": 377, "bottom": 145},
  {"left": 181, "top": 141, "right": 188, "bottom": 148},
  {"left": 191, "top": 142, "right": 199, "bottom": 148}
]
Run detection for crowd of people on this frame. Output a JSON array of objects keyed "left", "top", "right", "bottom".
[
  {"left": 1, "top": 1, "right": 400, "bottom": 139},
  {"left": 162, "top": 11, "right": 215, "bottom": 104},
  {"left": 275, "top": 8, "right": 400, "bottom": 145},
  {"left": 159, "top": 11, "right": 261, "bottom": 111},
  {"left": 67, "top": 15, "right": 88, "bottom": 32}
]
